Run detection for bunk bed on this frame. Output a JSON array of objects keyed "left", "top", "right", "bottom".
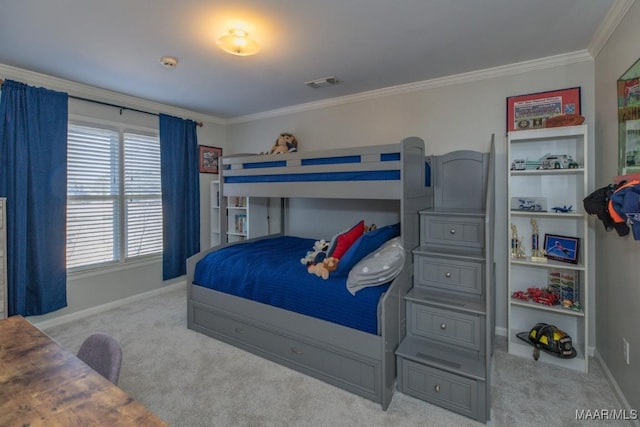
[{"left": 186, "top": 137, "right": 431, "bottom": 410}]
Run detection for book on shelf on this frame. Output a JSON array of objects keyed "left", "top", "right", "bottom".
[{"left": 234, "top": 213, "right": 247, "bottom": 234}]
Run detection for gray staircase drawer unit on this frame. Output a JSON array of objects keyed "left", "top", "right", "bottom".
[
  {"left": 415, "top": 256, "right": 483, "bottom": 295},
  {"left": 421, "top": 215, "right": 484, "bottom": 248},
  {"left": 398, "top": 358, "right": 484, "bottom": 419},
  {"left": 409, "top": 303, "right": 482, "bottom": 350}
]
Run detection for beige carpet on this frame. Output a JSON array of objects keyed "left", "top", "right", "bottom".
[{"left": 44, "top": 287, "right": 624, "bottom": 427}]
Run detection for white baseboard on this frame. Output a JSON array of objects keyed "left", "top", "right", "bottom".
[
  {"left": 593, "top": 348, "right": 640, "bottom": 427},
  {"left": 33, "top": 282, "right": 185, "bottom": 331}
]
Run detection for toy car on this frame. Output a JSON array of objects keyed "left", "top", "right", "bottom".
[
  {"left": 518, "top": 199, "right": 543, "bottom": 211},
  {"left": 511, "top": 290, "right": 530, "bottom": 301},
  {"left": 537, "top": 154, "right": 579, "bottom": 170},
  {"left": 511, "top": 159, "right": 526, "bottom": 170},
  {"left": 526, "top": 286, "right": 559, "bottom": 306}
]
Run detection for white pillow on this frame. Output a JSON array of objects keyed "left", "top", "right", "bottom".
[{"left": 346, "top": 237, "right": 405, "bottom": 295}]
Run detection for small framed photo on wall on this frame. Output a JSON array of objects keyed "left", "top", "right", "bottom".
[{"left": 199, "top": 146, "right": 222, "bottom": 174}]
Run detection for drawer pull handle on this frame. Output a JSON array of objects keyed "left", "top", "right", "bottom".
[
  {"left": 290, "top": 348, "right": 304, "bottom": 355},
  {"left": 440, "top": 323, "right": 447, "bottom": 330},
  {"left": 449, "top": 229, "right": 456, "bottom": 235},
  {"left": 434, "top": 384, "right": 441, "bottom": 393},
  {"left": 445, "top": 272, "right": 451, "bottom": 278},
  {"left": 234, "top": 327, "right": 246, "bottom": 335}
]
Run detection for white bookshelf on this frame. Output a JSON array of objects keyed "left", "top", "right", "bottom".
[
  {"left": 226, "top": 196, "right": 269, "bottom": 243},
  {"left": 210, "top": 180, "right": 224, "bottom": 247},
  {"left": 507, "top": 125, "right": 590, "bottom": 372}
]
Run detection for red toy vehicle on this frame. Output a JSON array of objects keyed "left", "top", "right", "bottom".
[
  {"left": 511, "top": 290, "right": 530, "bottom": 301},
  {"left": 527, "top": 287, "right": 559, "bottom": 306}
]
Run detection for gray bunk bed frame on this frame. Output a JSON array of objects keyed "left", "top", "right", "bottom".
[{"left": 186, "top": 137, "right": 431, "bottom": 409}]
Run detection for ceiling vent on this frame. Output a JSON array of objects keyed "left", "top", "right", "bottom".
[{"left": 305, "top": 76, "right": 341, "bottom": 89}]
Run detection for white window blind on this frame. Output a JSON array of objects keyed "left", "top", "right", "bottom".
[
  {"left": 124, "top": 132, "right": 162, "bottom": 257},
  {"left": 66, "top": 123, "right": 162, "bottom": 270}
]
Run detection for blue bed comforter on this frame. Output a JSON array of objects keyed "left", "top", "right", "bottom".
[{"left": 193, "top": 235, "right": 390, "bottom": 334}]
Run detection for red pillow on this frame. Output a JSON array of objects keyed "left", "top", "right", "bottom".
[{"left": 328, "top": 220, "right": 365, "bottom": 259}]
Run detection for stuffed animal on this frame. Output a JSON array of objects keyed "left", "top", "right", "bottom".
[
  {"left": 300, "top": 239, "right": 330, "bottom": 265},
  {"left": 308, "top": 257, "right": 339, "bottom": 280},
  {"left": 269, "top": 133, "right": 298, "bottom": 154}
]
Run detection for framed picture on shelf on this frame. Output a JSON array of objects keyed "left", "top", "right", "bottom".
[
  {"left": 506, "top": 87, "right": 581, "bottom": 132},
  {"left": 544, "top": 234, "right": 580, "bottom": 264},
  {"left": 199, "top": 146, "right": 222, "bottom": 174}
]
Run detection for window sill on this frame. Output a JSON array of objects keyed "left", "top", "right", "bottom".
[{"left": 67, "top": 255, "right": 162, "bottom": 280}]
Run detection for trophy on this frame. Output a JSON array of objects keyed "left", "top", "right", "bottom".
[
  {"left": 530, "top": 219, "right": 547, "bottom": 262},
  {"left": 510, "top": 223, "right": 526, "bottom": 259}
]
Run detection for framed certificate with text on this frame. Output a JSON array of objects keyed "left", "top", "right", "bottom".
[{"left": 507, "top": 87, "right": 581, "bottom": 132}]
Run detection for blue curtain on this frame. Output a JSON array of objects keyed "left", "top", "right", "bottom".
[
  {"left": 159, "top": 114, "right": 200, "bottom": 280},
  {"left": 0, "top": 80, "right": 68, "bottom": 316}
]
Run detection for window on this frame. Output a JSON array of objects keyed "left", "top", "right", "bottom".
[{"left": 67, "top": 123, "right": 162, "bottom": 270}]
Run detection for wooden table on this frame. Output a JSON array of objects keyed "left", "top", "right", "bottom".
[{"left": 0, "top": 315, "right": 168, "bottom": 426}]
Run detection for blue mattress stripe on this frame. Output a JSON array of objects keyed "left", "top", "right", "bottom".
[
  {"left": 240, "top": 153, "right": 400, "bottom": 170},
  {"left": 301, "top": 155, "right": 361, "bottom": 166},
  {"left": 425, "top": 162, "right": 431, "bottom": 187},
  {"left": 242, "top": 160, "right": 287, "bottom": 169},
  {"left": 225, "top": 170, "right": 400, "bottom": 183},
  {"left": 381, "top": 153, "right": 401, "bottom": 161}
]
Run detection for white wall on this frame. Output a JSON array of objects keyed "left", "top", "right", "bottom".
[
  {"left": 227, "top": 59, "right": 597, "bottom": 341},
  {"left": 0, "top": 63, "right": 226, "bottom": 323},
  {"left": 594, "top": 0, "right": 640, "bottom": 410}
]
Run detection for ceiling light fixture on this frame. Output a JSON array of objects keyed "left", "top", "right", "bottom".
[
  {"left": 217, "top": 29, "right": 260, "bottom": 56},
  {"left": 160, "top": 56, "right": 178, "bottom": 69},
  {"left": 305, "top": 76, "right": 342, "bottom": 89}
]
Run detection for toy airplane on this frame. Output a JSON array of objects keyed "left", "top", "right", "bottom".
[{"left": 551, "top": 205, "right": 573, "bottom": 213}]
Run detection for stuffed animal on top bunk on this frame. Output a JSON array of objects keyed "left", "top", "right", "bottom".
[
  {"left": 302, "top": 223, "right": 377, "bottom": 280},
  {"left": 266, "top": 132, "right": 298, "bottom": 154},
  {"left": 300, "top": 239, "right": 330, "bottom": 265}
]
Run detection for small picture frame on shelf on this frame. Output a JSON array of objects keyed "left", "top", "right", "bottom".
[
  {"left": 544, "top": 234, "right": 580, "bottom": 264},
  {"left": 199, "top": 146, "right": 222, "bottom": 174}
]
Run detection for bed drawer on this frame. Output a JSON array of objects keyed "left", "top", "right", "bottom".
[
  {"left": 191, "top": 302, "right": 379, "bottom": 398},
  {"left": 420, "top": 215, "right": 483, "bottom": 248},
  {"left": 414, "top": 255, "right": 483, "bottom": 295},
  {"left": 398, "top": 358, "right": 480, "bottom": 419},
  {"left": 408, "top": 303, "right": 482, "bottom": 350}
]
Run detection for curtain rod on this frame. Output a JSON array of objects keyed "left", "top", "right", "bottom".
[{"left": 0, "top": 79, "right": 203, "bottom": 127}]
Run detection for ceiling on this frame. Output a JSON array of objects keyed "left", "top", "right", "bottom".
[{"left": 0, "top": 0, "right": 616, "bottom": 120}]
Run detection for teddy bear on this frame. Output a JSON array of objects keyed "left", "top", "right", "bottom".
[
  {"left": 300, "top": 239, "right": 330, "bottom": 265},
  {"left": 268, "top": 133, "right": 298, "bottom": 154},
  {"left": 307, "top": 256, "right": 339, "bottom": 280}
]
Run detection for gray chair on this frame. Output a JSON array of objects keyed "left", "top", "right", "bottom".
[{"left": 77, "top": 333, "right": 123, "bottom": 385}]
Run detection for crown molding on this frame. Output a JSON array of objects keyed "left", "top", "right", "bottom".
[
  {"left": 588, "top": 0, "right": 635, "bottom": 58},
  {"left": 0, "top": 63, "right": 226, "bottom": 125},
  {"left": 228, "top": 50, "right": 593, "bottom": 124}
]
